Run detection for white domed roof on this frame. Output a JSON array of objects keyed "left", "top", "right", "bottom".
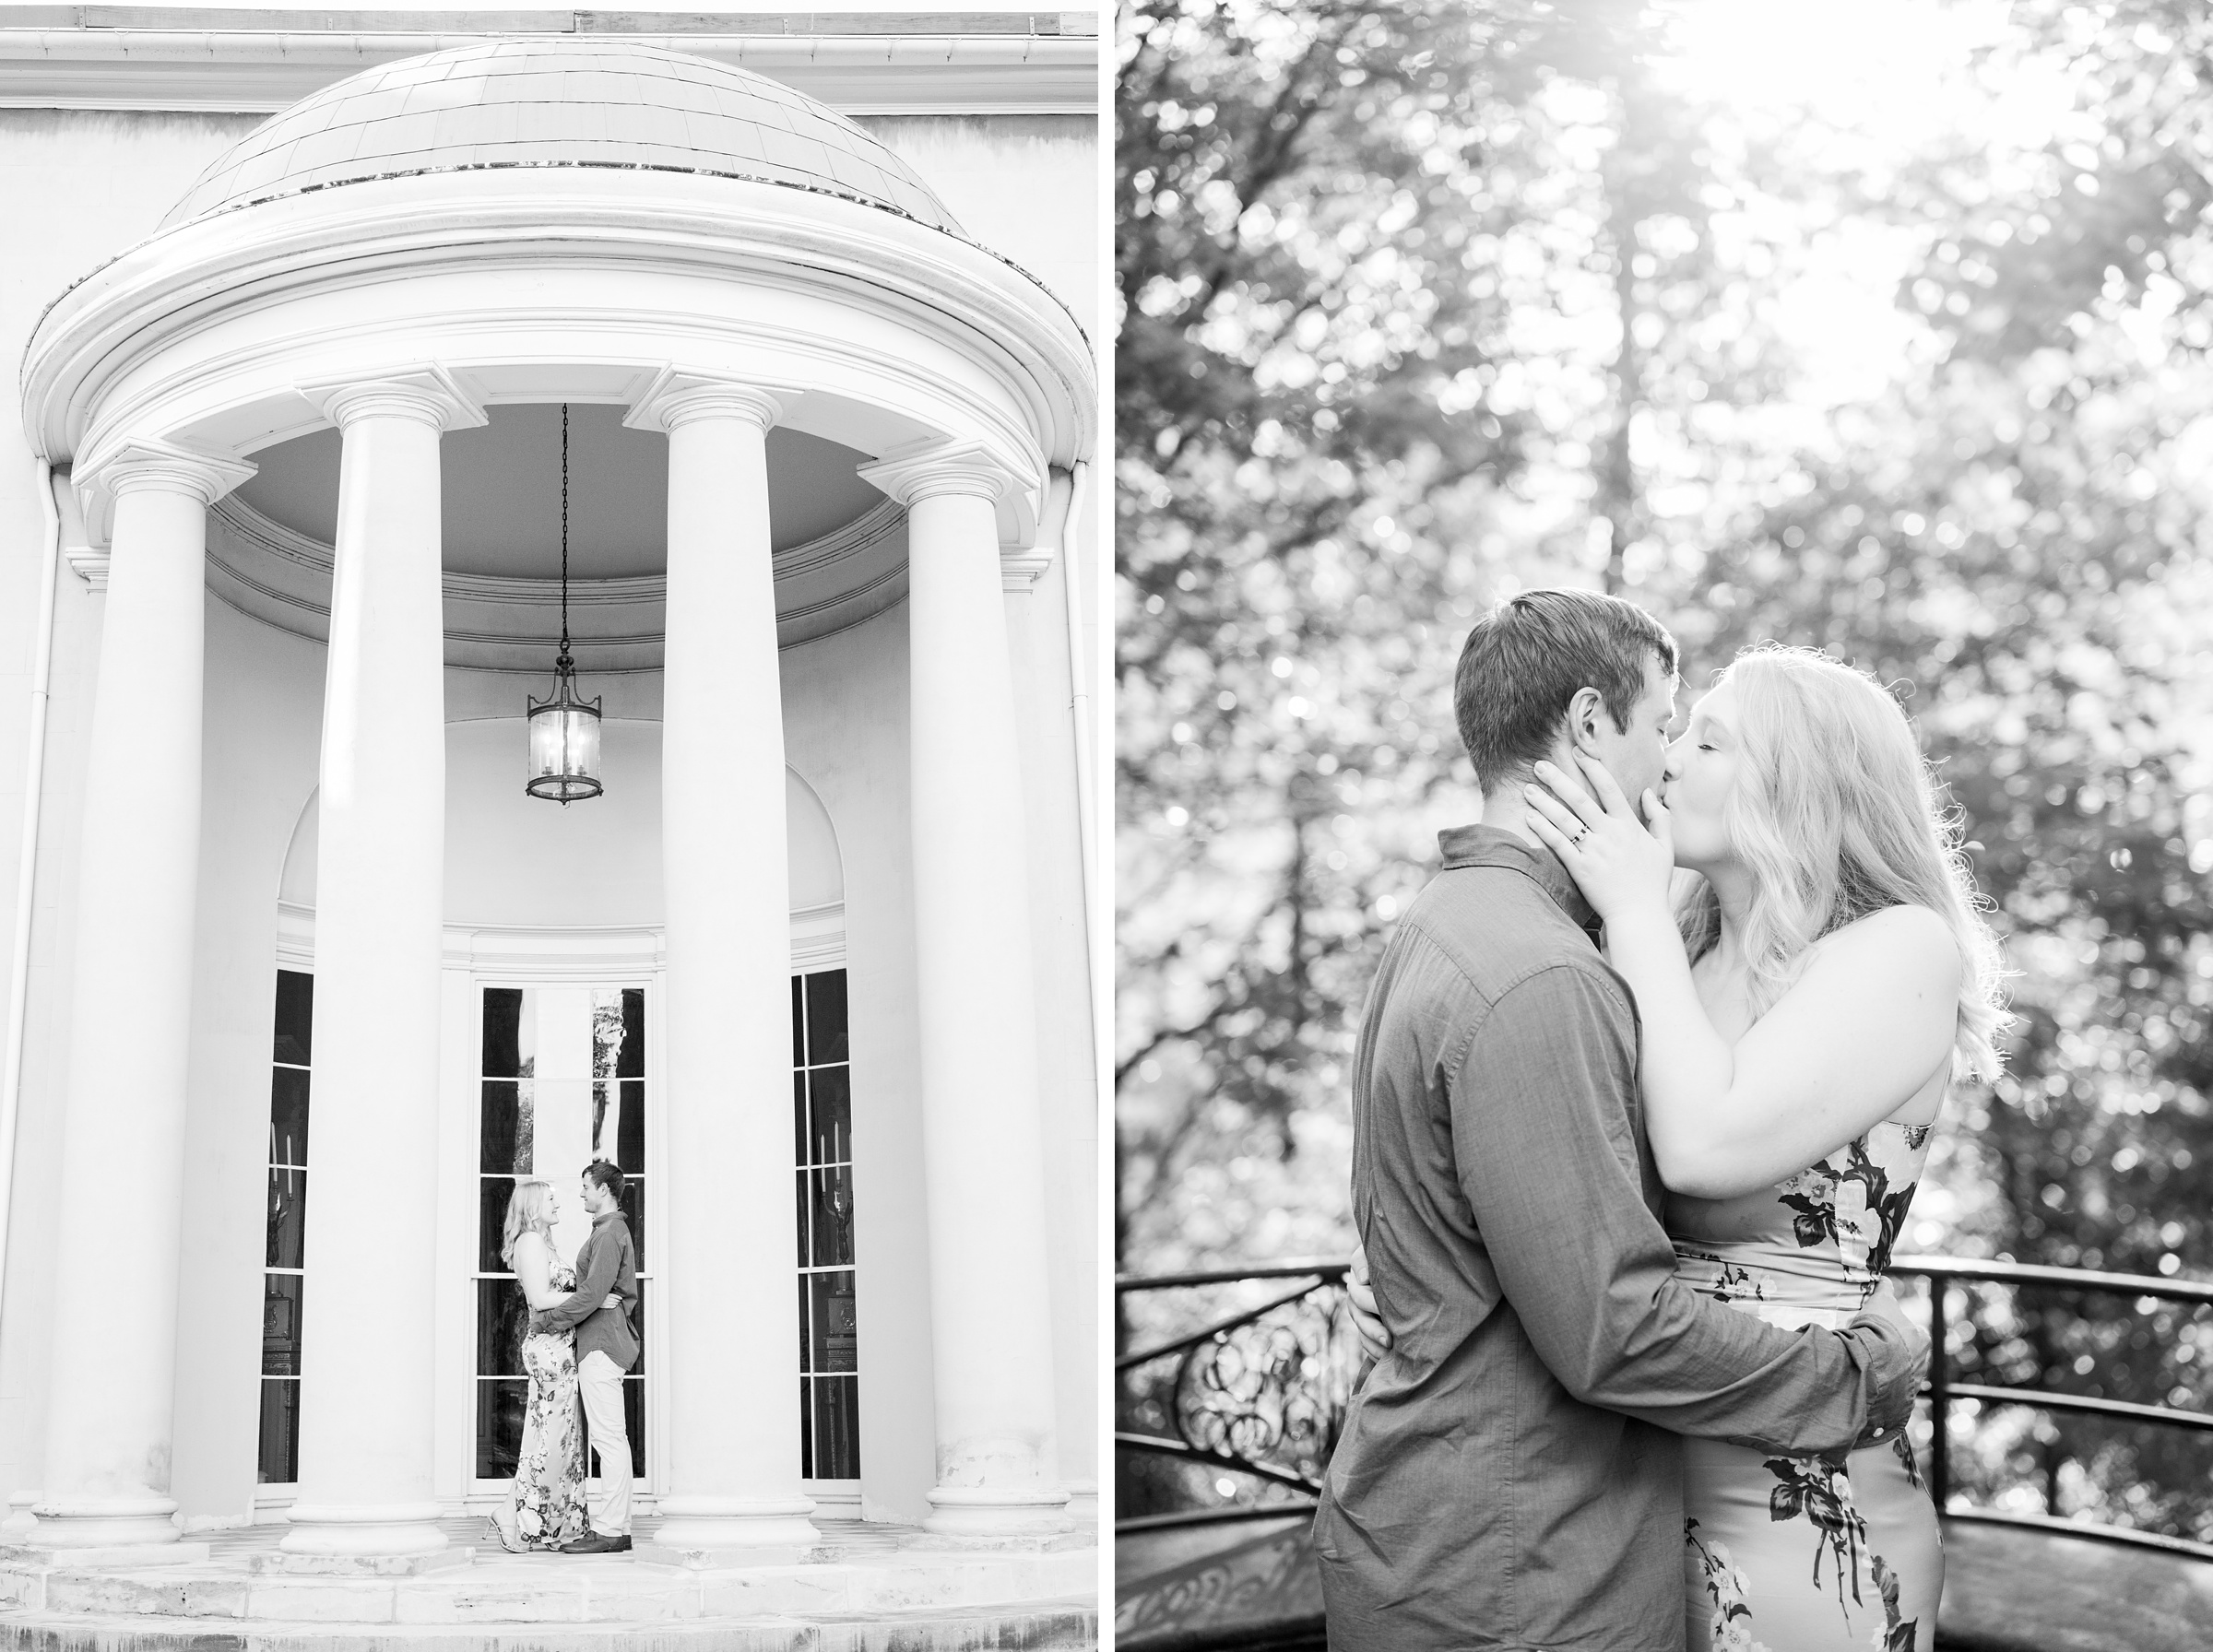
[{"left": 161, "top": 39, "right": 963, "bottom": 234}]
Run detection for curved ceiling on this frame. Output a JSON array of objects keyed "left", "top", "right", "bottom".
[{"left": 234, "top": 404, "right": 888, "bottom": 579}]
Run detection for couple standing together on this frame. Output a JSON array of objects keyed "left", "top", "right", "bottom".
[
  {"left": 489, "top": 1160, "right": 642, "bottom": 1555},
  {"left": 1316, "top": 590, "right": 2008, "bottom": 1651}
]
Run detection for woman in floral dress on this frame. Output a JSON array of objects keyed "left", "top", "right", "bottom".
[
  {"left": 489, "top": 1179, "right": 587, "bottom": 1553},
  {"left": 1524, "top": 644, "right": 2008, "bottom": 1652}
]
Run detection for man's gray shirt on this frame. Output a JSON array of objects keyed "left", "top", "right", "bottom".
[
  {"left": 1312, "top": 825, "right": 1923, "bottom": 1651},
  {"left": 531, "top": 1208, "right": 639, "bottom": 1373}
]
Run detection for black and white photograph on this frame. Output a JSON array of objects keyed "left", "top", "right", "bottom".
[
  {"left": 0, "top": 2, "right": 1104, "bottom": 1646},
  {"left": 1116, "top": 4, "right": 2213, "bottom": 1650}
]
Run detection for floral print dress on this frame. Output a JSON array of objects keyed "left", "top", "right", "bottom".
[
  {"left": 1669, "top": 1120, "right": 1940, "bottom": 1652},
  {"left": 509, "top": 1260, "right": 587, "bottom": 1550}
]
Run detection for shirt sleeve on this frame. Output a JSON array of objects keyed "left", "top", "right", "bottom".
[
  {"left": 1452, "top": 962, "right": 1923, "bottom": 1454},
  {"left": 536, "top": 1231, "right": 615, "bottom": 1331}
]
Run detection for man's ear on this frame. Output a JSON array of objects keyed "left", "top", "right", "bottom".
[{"left": 1565, "top": 685, "right": 1608, "bottom": 753}]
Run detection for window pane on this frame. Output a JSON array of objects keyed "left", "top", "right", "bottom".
[
  {"left": 592, "top": 992, "right": 625, "bottom": 1080},
  {"left": 266, "top": 1168, "right": 307, "bottom": 1270},
  {"left": 618, "top": 988, "right": 645, "bottom": 1079},
  {"left": 807, "top": 1270, "right": 858, "bottom": 1374},
  {"left": 804, "top": 970, "right": 848, "bottom": 1066},
  {"left": 479, "top": 1176, "right": 518, "bottom": 1274},
  {"left": 477, "top": 1278, "right": 528, "bottom": 1378},
  {"left": 626, "top": 1280, "right": 646, "bottom": 1376},
  {"left": 482, "top": 987, "right": 523, "bottom": 1078},
  {"left": 262, "top": 1273, "right": 303, "bottom": 1376},
  {"left": 793, "top": 1071, "right": 808, "bottom": 1163},
  {"left": 796, "top": 1275, "right": 811, "bottom": 1373},
  {"left": 790, "top": 976, "right": 804, "bottom": 1068},
  {"left": 257, "top": 1377, "right": 300, "bottom": 1483},
  {"left": 799, "top": 1377, "right": 813, "bottom": 1479},
  {"left": 480, "top": 1081, "right": 521, "bottom": 1175},
  {"left": 273, "top": 969, "right": 314, "bottom": 1066},
  {"left": 475, "top": 1380, "right": 526, "bottom": 1480},
  {"left": 808, "top": 1068, "right": 851, "bottom": 1166},
  {"left": 269, "top": 1068, "right": 310, "bottom": 1166},
  {"left": 794, "top": 1171, "right": 809, "bottom": 1267},
  {"left": 616, "top": 1079, "right": 645, "bottom": 1174},
  {"left": 619, "top": 1179, "right": 647, "bottom": 1273},
  {"left": 815, "top": 1375, "right": 859, "bottom": 1480},
  {"left": 809, "top": 1166, "right": 854, "bottom": 1268}
]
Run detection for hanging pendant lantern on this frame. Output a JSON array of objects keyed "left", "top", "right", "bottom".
[{"left": 527, "top": 404, "right": 603, "bottom": 804}]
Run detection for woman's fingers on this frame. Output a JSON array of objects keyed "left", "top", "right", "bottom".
[
  {"left": 1573, "top": 749, "right": 1634, "bottom": 814},
  {"left": 1530, "top": 759, "right": 1608, "bottom": 827},
  {"left": 1522, "top": 783, "right": 1587, "bottom": 837}
]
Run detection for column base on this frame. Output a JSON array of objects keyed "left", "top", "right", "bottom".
[
  {"left": 25, "top": 1496, "right": 195, "bottom": 1557},
  {"left": 920, "top": 1485, "right": 1073, "bottom": 1544},
  {"left": 647, "top": 1494, "right": 819, "bottom": 1563},
  {"left": 278, "top": 1502, "right": 449, "bottom": 1560}
]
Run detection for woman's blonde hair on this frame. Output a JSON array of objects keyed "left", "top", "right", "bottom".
[
  {"left": 500, "top": 1178, "right": 556, "bottom": 1268},
  {"left": 1675, "top": 643, "right": 2009, "bottom": 1080}
]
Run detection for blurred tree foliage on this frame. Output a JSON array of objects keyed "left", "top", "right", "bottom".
[{"left": 1118, "top": 0, "right": 2213, "bottom": 1535}]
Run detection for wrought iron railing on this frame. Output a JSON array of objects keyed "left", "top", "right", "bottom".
[{"left": 1116, "top": 1254, "right": 2213, "bottom": 1558}]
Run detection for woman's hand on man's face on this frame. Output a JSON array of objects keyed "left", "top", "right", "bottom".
[{"left": 1522, "top": 751, "right": 1677, "bottom": 926}]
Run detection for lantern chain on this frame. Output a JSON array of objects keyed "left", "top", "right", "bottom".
[{"left": 559, "top": 402, "right": 572, "bottom": 660}]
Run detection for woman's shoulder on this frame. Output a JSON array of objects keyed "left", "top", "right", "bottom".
[
  {"left": 1810, "top": 904, "right": 1960, "bottom": 980},
  {"left": 512, "top": 1226, "right": 552, "bottom": 1259}
]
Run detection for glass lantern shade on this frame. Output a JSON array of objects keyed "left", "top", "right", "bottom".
[{"left": 526, "top": 658, "right": 603, "bottom": 803}]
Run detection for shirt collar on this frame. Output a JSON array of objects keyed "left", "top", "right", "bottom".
[
  {"left": 591, "top": 1207, "right": 624, "bottom": 1228},
  {"left": 1437, "top": 822, "right": 1602, "bottom": 938}
]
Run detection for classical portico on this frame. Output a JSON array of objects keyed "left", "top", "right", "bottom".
[{"left": 9, "top": 38, "right": 1095, "bottom": 1577}]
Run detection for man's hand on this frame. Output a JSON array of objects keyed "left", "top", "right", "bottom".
[
  {"left": 1844, "top": 1282, "right": 1931, "bottom": 1445},
  {"left": 1345, "top": 1242, "right": 1392, "bottom": 1363}
]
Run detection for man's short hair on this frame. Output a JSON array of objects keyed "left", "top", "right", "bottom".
[
  {"left": 1452, "top": 589, "right": 1678, "bottom": 789},
  {"left": 583, "top": 1159, "right": 625, "bottom": 1199}
]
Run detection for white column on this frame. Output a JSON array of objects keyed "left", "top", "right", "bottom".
[
  {"left": 628, "top": 375, "right": 817, "bottom": 1555},
  {"left": 280, "top": 373, "right": 477, "bottom": 1562},
  {"left": 30, "top": 443, "right": 250, "bottom": 1564},
  {"left": 860, "top": 442, "right": 1071, "bottom": 1540}
]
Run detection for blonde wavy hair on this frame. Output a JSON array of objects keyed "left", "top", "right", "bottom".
[
  {"left": 1675, "top": 644, "right": 2009, "bottom": 1081},
  {"left": 500, "top": 1178, "right": 556, "bottom": 1268}
]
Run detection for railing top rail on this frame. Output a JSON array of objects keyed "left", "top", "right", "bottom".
[
  {"left": 1888, "top": 1254, "right": 2213, "bottom": 1306},
  {"left": 1117, "top": 1258, "right": 1352, "bottom": 1292}
]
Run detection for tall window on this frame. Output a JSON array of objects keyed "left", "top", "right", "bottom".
[
  {"left": 793, "top": 968, "right": 858, "bottom": 1479},
  {"left": 476, "top": 987, "right": 648, "bottom": 1480},
  {"left": 260, "top": 969, "right": 313, "bottom": 1482}
]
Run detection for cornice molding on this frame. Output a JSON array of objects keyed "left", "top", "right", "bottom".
[
  {"left": 24, "top": 169, "right": 1092, "bottom": 490},
  {"left": 0, "top": 26, "right": 1097, "bottom": 116}
]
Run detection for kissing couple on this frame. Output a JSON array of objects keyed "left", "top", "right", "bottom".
[
  {"left": 1315, "top": 590, "right": 2006, "bottom": 1651},
  {"left": 488, "top": 1160, "right": 643, "bottom": 1555}
]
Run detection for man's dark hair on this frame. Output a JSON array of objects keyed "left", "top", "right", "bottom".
[
  {"left": 1452, "top": 588, "right": 1678, "bottom": 789},
  {"left": 583, "top": 1159, "right": 625, "bottom": 1199}
]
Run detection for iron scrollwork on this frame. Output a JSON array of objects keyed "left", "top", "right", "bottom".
[{"left": 1119, "top": 1268, "right": 1366, "bottom": 1493}]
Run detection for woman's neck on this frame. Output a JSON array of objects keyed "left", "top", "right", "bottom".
[{"left": 1702, "top": 863, "right": 1758, "bottom": 976}]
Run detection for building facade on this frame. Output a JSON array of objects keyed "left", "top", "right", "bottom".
[{"left": 0, "top": 10, "right": 1099, "bottom": 1564}]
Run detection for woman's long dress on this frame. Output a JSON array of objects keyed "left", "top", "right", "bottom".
[
  {"left": 1669, "top": 1119, "right": 1942, "bottom": 1652},
  {"left": 510, "top": 1260, "right": 588, "bottom": 1550}
]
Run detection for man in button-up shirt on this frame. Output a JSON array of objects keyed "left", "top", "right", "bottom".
[{"left": 1313, "top": 591, "right": 1926, "bottom": 1650}]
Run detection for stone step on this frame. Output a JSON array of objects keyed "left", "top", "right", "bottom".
[{"left": 0, "top": 1599, "right": 1098, "bottom": 1651}]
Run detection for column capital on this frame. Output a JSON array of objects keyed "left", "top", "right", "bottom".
[
  {"left": 79, "top": 438, "right": 255, "bottom": 509},
  {"left": 301, "top": 365, "right": 487, "bottom": 433},
  {"left": 623, "top": 366, "right": 787, "bottom": 435},
  {"left": 857, "top": 439, "right": 1025, "bottom": 511}
]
